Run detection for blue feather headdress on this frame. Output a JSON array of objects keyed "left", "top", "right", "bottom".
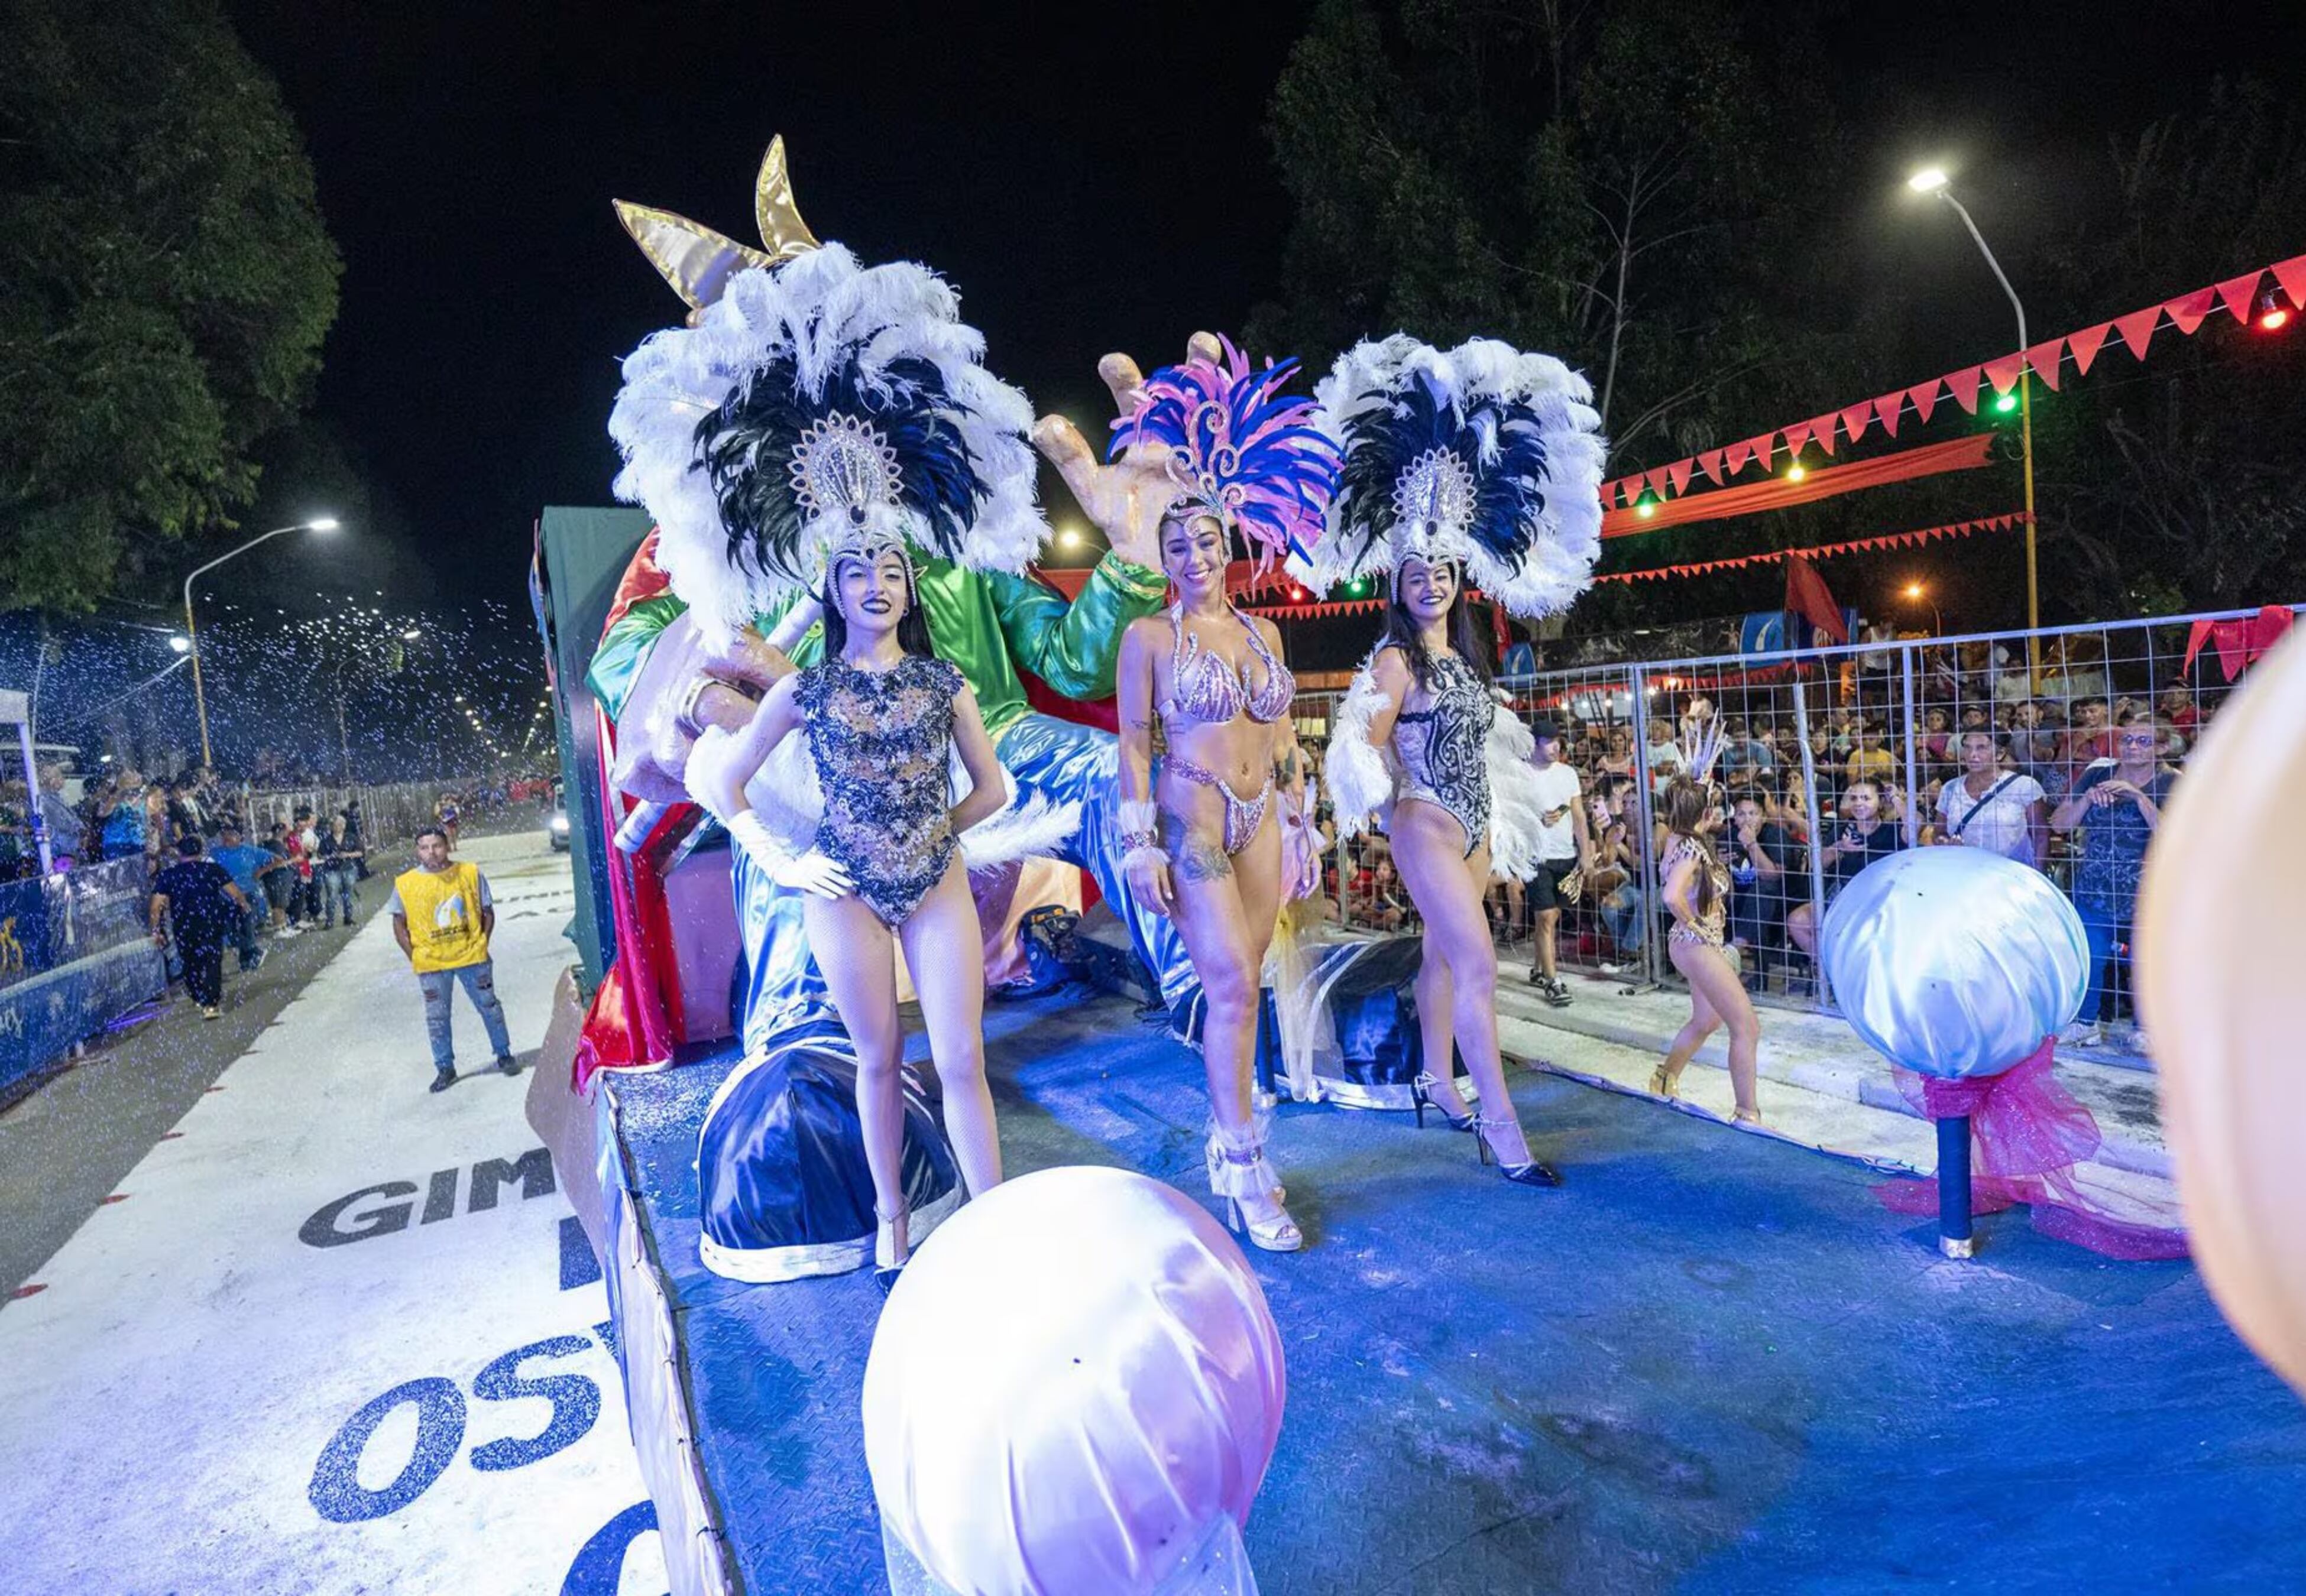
[
  {"left": 608, "top": 242, "right": 1046, "bottom": 638},
  {"left": 1310, "top": 335, "right": 1607, "bottom": 618},
  {"left": 1108, "top": 336, "right": 1339, "bottom": 575}
]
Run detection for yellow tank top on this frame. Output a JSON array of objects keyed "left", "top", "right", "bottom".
[{"left": 395, "top": 861, "right": 490, "bottom": 972}]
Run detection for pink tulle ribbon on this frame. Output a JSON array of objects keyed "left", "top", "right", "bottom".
[{"left": 1876, "top": 1038, "right": 2190, "bottom": 1261}]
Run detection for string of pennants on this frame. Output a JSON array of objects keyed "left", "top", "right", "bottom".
[
  {"left": 1598, "top": 251, "right": 2306, "bottom": 512},
  {"left": 1593, "top": 512, "right": 2029, "bottom": 586}
]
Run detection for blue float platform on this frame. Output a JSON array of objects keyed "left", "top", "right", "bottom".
[{"left": 593, "top": 986, "right": 2306, "bottom": 1592}]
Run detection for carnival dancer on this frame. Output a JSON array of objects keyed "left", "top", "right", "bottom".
[
  {"left": 1318, "top": 335, "right": 1607, "bottom": 1187},
  {"left": 691, "top": 544, "right": 1011, "bottom": 1276},
  {"left": 613, "top": 198, "right": 1077, "bottom": 1273},
  {"left": 592, "top": 143, "right": 1197, "bottom": 1057},
  {"left": 1112, "top": 340, "right": 1339, "bottom": 1252},
  {"left": 1653, "top": 737, "right": 1766, "bottom": 1123}
]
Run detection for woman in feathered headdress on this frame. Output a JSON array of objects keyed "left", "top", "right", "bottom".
[
  {"left": 621, "top": 242, "right": 1047, "bottom": 1277},
  {"left": 1109, "top": 335, "right": 1339, "bottom": 1253},
  {"left": 1316, "top": 334, "right": 1606, "bottom": 1188}
]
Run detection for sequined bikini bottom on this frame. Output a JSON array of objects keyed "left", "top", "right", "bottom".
[{"left": 1167, "top": 757, "right": 1274, "bottom": 856}]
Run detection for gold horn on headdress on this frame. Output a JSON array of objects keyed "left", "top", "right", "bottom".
[{"left": 613, "top": 135, "right": 822, "bottom": 310}]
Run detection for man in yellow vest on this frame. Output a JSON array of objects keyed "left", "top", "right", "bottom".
[{"left": 390, "top": 826, "right": 518, "bottom": 1093}]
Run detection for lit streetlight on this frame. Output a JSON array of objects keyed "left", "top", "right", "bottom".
[
  {"left": 1057, "top": 525, "right": 1084, "bottom": 551},
  {"left": 182, "top": 517, "right": 342, "bottom": 766},
  {"left": 1901, "top": 580, "right": 1944, "bottom": 635},
  {"left": 1906, "top": 165, "right": 2039, "bottom": 670}
]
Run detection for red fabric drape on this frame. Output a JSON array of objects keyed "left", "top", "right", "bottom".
[{"left": 1601, "top": 434, "right": 1996, "bottom": 537}]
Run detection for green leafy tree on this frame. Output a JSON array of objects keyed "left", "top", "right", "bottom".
[
  {"left": 2029, "top": 78, "right": 2306, "bottom": 617},
  {"left": 0, "top": 0, "right": 341, "bottom": 611},
  {"left": 1256, "top": 0, "right": 1847, "bottom": 471}
]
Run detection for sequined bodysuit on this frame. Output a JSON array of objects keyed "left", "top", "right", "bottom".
[
  {"left": 1159, "top": 606, "right": 1294, "bottom": 854},
  {"left": 1390, "top": 649, "right": 1492, "bottom": 859},
  {"left": 796, "top": 654, "right": 965, "bottom": 928}
]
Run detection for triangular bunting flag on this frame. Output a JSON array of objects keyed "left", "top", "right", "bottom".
[
  {"left": 1725, "top": 437, "right": 1754, "bottom": 475},
  {"left": 1983, "top": 354, "right": 2023, "bottom": 395},
  {"left": 1644, "top": 467, "right": 1672, "bottom": 498},
  {"left": 2164, "top": 287, "right": 2216, "bottom": 335},
  {"left": 1945, "top": 367, "right": 1983, "bottom": 414},
  {"left": 1874, "top": 394, "right": 1903, "bottom": 437},
  {"left": 1781, "top": 421, "right": 1813, "bottom": 457},
  {"left": 2113, "top": 307, "right": 2159, "bottom": 362},
  {"left": 2273, "top": 255, "right": 2306, "bottom": 313},
  {"left": 1841, "top": 404, "right": 1873, "bottom": 447},
  {"left": 1909, "top": 381, "right": 1940, "bottom": 426},
  {"left": 1698, "top": 449, "right": 1725, "bottom": 484},
  {"left": 2067, "top": 322, "right": 2111, "bottom": 377},
  {"left": 2214, "top": 271, "right": 2263, "bottom": 326},
  {"left": 1811, "top": 415, "right": 1839, "bottom": 456},
  {"left": 2026, "top": 340, "right": 2064, "bottom": 390},
  {"left": 1667, "top": 459, "right": 1693, "bottom": 495}
]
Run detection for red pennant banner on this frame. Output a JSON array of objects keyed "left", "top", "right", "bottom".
[
  {"left": 1983, "top": 354, "right": 2024, "bottom": 395},
  {"left": 1909, "top": 381, "right": 1940, "bottom": 426},
  {"left": 2214, "top": 271, "right": 2264, "bottom": 326},
  {"left": 2273, "top": 255, "right": 2306, "bottom": 313},
  {"left": 1841, "top": 404, "right": 1874, "bottom": 447},
  {"left": 1667, "top": 459, "right": 1693, "bottom": 495},
  {"left": 1699, "top": 448, "right": 1725, "bottom": 484},
  {"left": 1782, "top": 421, "right": 1813, "bottom": 457},
  {"left": 2114, "top": 307, "right": 2159, "bottom": 362},
  {"left": 1945, "top": 366, "right": 1984, "bottom": 414},
  {"left": 2164, "top": 287, "right": 2217, "bottom": 335},
  {"left": 1725, "top": 437, "right": 1756, "bottom": 474},
  {"left": 2026, "top": 340, "right": 2065, "bottom": 390},
  {"left": 1590, "top": 512, "right": 2026, "bottom": 586},
  {"left": 1811, "top": 414, "right": 1839, "bottom": 457},
  {"left": 1643, "top": 466, "right": 1670, "bottom": 499},
  {"left": 2067, "top": 322, "right": 2111, "bottom": 377},
  {"left": 1874, "top": 394, "right": 1903, "bottom": 437}
]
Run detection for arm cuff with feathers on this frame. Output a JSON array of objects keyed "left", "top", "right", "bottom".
[
  {"left": 1322, "top": 666, "right": 1395, "bottom": 842},
  {"left": 1119, "top": 797, "right": 1168, "bottom": 871}
]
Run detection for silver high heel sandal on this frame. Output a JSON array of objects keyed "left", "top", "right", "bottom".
[
  {"left": 1206, "top": 1120, "right": 1304, "bottom": 1253},
  {"left": 1473, "top": 1114, "right": 1564, "bottom": 1188},
  {"left": 1412, "top": 1071, "right": 1476, "bottom": 1132},
  {"left": 874, "top": 1204, "right": 911, "bottom": 1279}
]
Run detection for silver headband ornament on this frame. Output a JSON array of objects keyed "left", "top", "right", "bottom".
[
  {"left": 1389, "top": 446, "right": 1478, "bottom": 571},
  {"left": 788, "top": 411, "right": 912, "bottom": 581}
]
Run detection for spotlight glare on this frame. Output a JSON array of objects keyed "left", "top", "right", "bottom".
[
  {"left": 1907, "top": 167, "right": 1950, "bottom": 194},
  {"left": 1993, "top": 390, "right": 2019, "bottom": 414},
  {"left": 1786, "top": 463, "right": 1808, "bottom": 483}
]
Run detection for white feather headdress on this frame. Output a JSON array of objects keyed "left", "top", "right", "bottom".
[
  {"left": 1310, "top": 333, "right": 1607, "bottom": 619},
  {"left": 608, "top": 242, "right": 1047, "bottom": 641}
]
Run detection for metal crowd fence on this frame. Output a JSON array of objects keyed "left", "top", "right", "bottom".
[
  {"left": 238, "top": 777, "right": 492, "bottom": 851},
  {"left": 1299, "top": 603, "right": 2301, "bottom": 1070}
]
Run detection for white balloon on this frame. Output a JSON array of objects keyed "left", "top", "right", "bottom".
[
  {"left": 1821, "top": 845, "right": 2088, "bottom": 1079},
  {"left": 2137, "top": 622, "right": 2306, "bottom": 1396},
  {"left": 863, "top": 1166, "right": 1285, "bottom": 1596}
]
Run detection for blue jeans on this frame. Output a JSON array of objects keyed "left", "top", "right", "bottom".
[
  {"left": 320, "top": 863, "right": 356, "bottom": 926},
  {"left": 734, "top": 711, "right": 1194, "bottom": 1053},
  {"left": 2076, "top": 897, "right": 2133, "bottom": 1026},
  {"left": 235, "top": 901, "right": 265, "bottom": 969},
  {"left": 417, "top": 958, "right": 513, "bottom": 1073},
  {"left": 1598, "top": 885, "right": 1647, "bottom": 960}
]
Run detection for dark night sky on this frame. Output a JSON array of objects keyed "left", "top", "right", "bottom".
[{"left": 224, "top": 0, "right": 2306, "bottom": 623}]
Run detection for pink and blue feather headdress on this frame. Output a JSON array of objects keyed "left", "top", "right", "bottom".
[
  {"left": 1107, "top": 336, "right": 1340, "bottom": 576},
  {"left": 1310, "top": 334, "right": 1607, "bottom": 618}
]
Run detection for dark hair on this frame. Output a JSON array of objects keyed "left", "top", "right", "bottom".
[
  {"left": 415, "top": 824, "right": 449, "bottom": 845},
  {"left": 1375, "top": 566, "right": 1491, "bottom": 691},
  {"left": 818, "top": 554, "right": 933, "bottom": 661},
  {"left": 175, "top": 833, "right": 205, "bottom": 857},
  {"left": 1661, "top": 776, "right": 1721, "bottom": 919}
]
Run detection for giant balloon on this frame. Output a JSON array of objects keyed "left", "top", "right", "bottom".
[
  {"left": 1821, "top": 844, "right": 2088, "bottom": 1080},
  {"left": 2137, "top": 624, "right": 2306, "bottom": 1397},
  {"left": 863, "top": 1166, "right": 1286, "bottom": 1596}
]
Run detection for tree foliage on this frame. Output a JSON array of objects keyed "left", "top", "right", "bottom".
[
  {"left": 0, "top": 0, "right": 341, "bottom": 611},
  {"left": 2030, "top": 79, "right": 2306, "bottom": 616},
  {"left": 1256, "top": 0, "right": 1845, "bottom": 471}
]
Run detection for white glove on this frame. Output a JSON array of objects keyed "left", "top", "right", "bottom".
[{"left": 723, "top": 810, "right": 853, "bottom": 900}]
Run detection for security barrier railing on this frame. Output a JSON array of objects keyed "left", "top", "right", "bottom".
[
  {"left": 1297, "top": 603, "right": 2300, "bottom": 1070},
  {"left": 238, "top": 778, "right": 497, "bottom": 851}
]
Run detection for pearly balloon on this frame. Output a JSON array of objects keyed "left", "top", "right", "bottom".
[
  {"left": 863, "top": 1166, "right": 1285, "bottom": 1596},
  {"left": 2137, "top": 624, "right": 2306, "bottom": 1397},
  {"left": 1821, "top": 845, "right": 2088, "bottom": 1080}
]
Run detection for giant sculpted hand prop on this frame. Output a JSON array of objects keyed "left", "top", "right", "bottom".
[{"left": 1032, "top": 332, "right": 1223, "bottom": 570}]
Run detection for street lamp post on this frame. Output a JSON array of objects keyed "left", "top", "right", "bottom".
[
  {"left": 1902, "top": 581, "right": 1944, "bottom": 635},
  {"left": 181, "top": 518, "right": 341, "bottom": 767},
  {"left": 1907, "top": 168, "right": 2039, "bottom": 677}
]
